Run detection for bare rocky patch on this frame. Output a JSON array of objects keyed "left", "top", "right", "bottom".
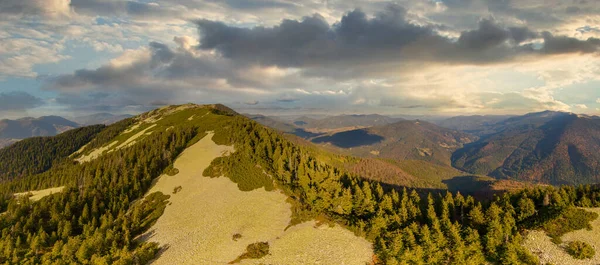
[
  {"left": 524, "top": 208, "right": 600, "bottom": 264},
  {"left": 13, "top": 186, "right": 65, "bottom": 202}
]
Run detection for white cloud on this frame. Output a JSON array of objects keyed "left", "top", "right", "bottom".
[
  {"left": 0, "top": 38, "right": 68, "bottom": 78},
  {"left": 1, "top": 0, "right": 600, "bottom": 115}
]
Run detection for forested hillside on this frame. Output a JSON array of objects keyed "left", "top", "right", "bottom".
[
  {"left": 0, "top": 125, "right": 104, "bottom": 182},
  {"left": 312, "top": 120, "right": 476, "bottom": 166},
  {"left": 0, "top": 104, "right": 599, "bottom": 264},
  {"left": 453, "top": 112, "right": 600, "bottom": 185}
]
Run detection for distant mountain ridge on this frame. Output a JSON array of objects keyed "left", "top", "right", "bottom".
[
  {"left": 312, "top": 119, "right": 477, "bottom": 166},
  {"left": 293, "top": 114, "right": 404, "bottom": 132},
  {"left": 72, "top": 113, "right": 133, "bottom": 125},
  {"left": 0, "top": 113, "right": 135, "bottom": 149},
  {"left": 0, "top": 116, "right": 78, "bottom": 139},
  {"left": 452, "top": 111, "right": 600, "bottom": 185},
  {"left": 434, "top": 114, "right": 514, "bottom": 136}
]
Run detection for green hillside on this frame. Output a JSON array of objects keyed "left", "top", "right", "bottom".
[
  {"left": 1, "top": 104, "right": 599, "bottom": 264},
  {"left": 0, "top": 125, "right": 104, "bottom": 182}
]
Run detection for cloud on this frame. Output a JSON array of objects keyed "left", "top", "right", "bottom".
[
  {"left": 541, "top": 32, "right": 600, "bottom": 54},
  {"left": 0, "top": 0, "right": 70, "bottom": 18},
  {"left": 276, "top": 94, "right": 298, "bottom": 102},
  {"left": 196, "top": 5, "right": 445, "bottom": 69},
  {"left": 69, "top": 0, "right": 187, "bottom": 19},
  {"left": 0, "top": 37, "right": 68, "bottom": 78},
  {"left": 196, "top": 5, "right": 598, "bottom": 74},
  {"left": 22, "top": 2, "right": 600, "bottom": 115},
  {"left": 0, "top": 91, "right": 44, "bottom": 111},
  {"left": 457, "top": 19, "right": 537, "bottom": 50}
]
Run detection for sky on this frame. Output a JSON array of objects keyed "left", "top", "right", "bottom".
[{"left": 0, "top": 0, "right": 599, "bottom": 118}]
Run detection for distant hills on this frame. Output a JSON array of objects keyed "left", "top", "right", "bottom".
[
  {"left": 434, "top": 114, "right": 515, "bottom": 136},
  {"left": 293, "top": 114, "right": 404, "bottom": 132},
  {"left": 452, "top": 111, "right": 600, "bottom": 185},
  {"left": 0, "top": 116, "right": 78, "bottom": 148},
  {"left": 251, "top": 110, "right": 600, "bottom": 186},
  {"left": 313, "top": 120, "right": 476, "bottom": 166},
  {"left": 0, "top": 113, "right": 132, "bottom": 148},
  {"left": 71, "top": 113, "right": 133, "bottom": 126},
  {"left": 247, "top": 113, "right": 405, "bottom": 139}
]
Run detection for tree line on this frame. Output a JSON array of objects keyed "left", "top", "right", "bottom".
[{"left": 208, "top": 115, "right": 600, "bottom": 264}]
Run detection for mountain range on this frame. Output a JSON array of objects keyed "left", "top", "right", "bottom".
[
  {"left": 293, "top": 114, "right": 404, "bottom": 132},
  {"left": 0, "top": 113, "right": 132, "bottom": 149},
  {"left": 2, "top": 104, "right": 599, "bottom": 264},
  {"left": 251, "top": 110, "right": 600, "bottom": 186},
  {"left": 452, "top": 111, "right": 600, "bottom": 185},
  {"left": 312, "top": 120, "right": 477, "bottom": 166},
  {"left": 0, "top": 116, "right": 78, "bottom": 139}
]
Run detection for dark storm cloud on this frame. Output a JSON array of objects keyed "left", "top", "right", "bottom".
[
  {"left": 457, "top": 20, "right": 538, "bottom": 49},
  {"left": 196, "top": 5, "right": 599, "bottom": 69},
  {"left": 0, "top": 91, "right": 44, "bottom": 111},
  {"left": 541, "top": 32, "right": 600, "bottom": 54},
  {"left": 51, "top": 64, "right": 143, "bottom": 88},
  {"left": 49, "top": 42, "right": 180, "bottom": 90},
  {"left": 196, "top": 14, "right": 331, "bottom": 67},
  {"left": 196, "top": 5, "right": 441, "bottom": 67}
]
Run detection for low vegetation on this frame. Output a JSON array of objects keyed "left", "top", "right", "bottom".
[
  {"left": 539, "top": 207, "right": 598, "bottom": 243},
  {"left": 566, "top": 241, "right": 595, "bottom": 259},
  {"left": 229, "top": 242, "right": 270, "bottom": 263},
  {"left": 524, "top": 207, "right": 600, "bottom": 264},
  {"left": 204, "top": 154, "right": 274, "bottom": 191},
  {"left": 172, "top": 186, "right": 182, "bottom": 194},
  {"left": 232, "top": 233, "right": 242, "bottom": 241}
]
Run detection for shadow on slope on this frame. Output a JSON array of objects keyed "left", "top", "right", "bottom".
[
  {"left": 311, "top": 129, "right": 384, "bottom": 148},
  {"left": 443, "top": 176, "right": 494, "bottom": 193}
]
